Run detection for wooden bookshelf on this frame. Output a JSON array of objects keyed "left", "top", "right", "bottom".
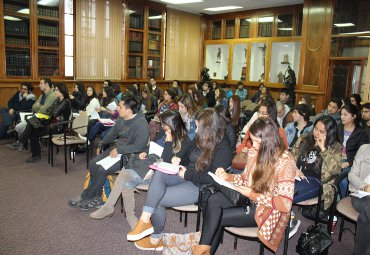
[{"left": 0, "top": 0, "right": 64, "bottom": 79}]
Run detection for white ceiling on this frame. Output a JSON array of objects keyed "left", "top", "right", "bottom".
[{"left": 150, "top": 0, "right": 303, "bottom": 15}]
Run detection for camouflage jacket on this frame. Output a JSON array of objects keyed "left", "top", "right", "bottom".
[{"left": 292, "top": 138, "right": 342, "bottom": 209}]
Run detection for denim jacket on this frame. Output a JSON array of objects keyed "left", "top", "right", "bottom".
[{"left": 285, "top": 121, "right": 313, "bottom": 148}]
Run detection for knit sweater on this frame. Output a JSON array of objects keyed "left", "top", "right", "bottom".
[{"left": 224, "top": 148, "right": 297, "bottom": 252}]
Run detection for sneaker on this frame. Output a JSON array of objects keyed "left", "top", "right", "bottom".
[
  {"left": 67, "top": 196, "right": 83, "bottom": 208},
  {"left": 134, "top": 236, "right": 163, "bottom": 251},
  {"left": 288, "top": 219, "right": 301, "bottom": 239},
  {"left": 25, "top": 156, "right": 41, "bottom": 163},
  {"left": 7, "top": 141, "right": 22, "bottom": 150},
  {"left": 127, "top": 220, "right": 154, "bottom": 241},
  {"left": 79, "top": 200, "right": 94, "bottom": 211}
]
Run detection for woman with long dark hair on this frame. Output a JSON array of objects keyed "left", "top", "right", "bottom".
[
  {"left": 90, "top": 110, "right": 191, "bottom": 229},
  {"left": 193, "top": 89, "right": 208, "bottom": 110},
  {"left": 69, "top": 83, "right": 86, "bottom": 112},
  {"left": 97, "top": 86, "right": 118, "bottom": 119},
  {"left": 127, "top": 108, "right": 233, "bottom": 251},
  {"left": 192, "top": 118, "right": 297, "bottom": 255},
  {"left": 84, "top": 86, "right": 100, "bottom": 116},
  {"left": 141, "top": 87, "right": 158, "bottom": 121},
  {"left": 178, "top": 94, "right": 197, "bottom": 140},
  {"left": 214, "top": 88, "right": 228, "bottom": 109},
  {"left": 292, "top": 115, "right": 341, "bottom": 208},
  {"left": 215, "top": 104, "right": 237, "bottom": 151}
]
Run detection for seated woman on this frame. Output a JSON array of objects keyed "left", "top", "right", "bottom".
[
  {"left": 193, "top": 89, "right": 208, "bottom": 110},
  {"left": 148, "top": 88, "right": 178, "bottom": 140},
  {"left": 285, "top": 104, "right": 313, "bottom": 149},
  {"left": 83, "top": 86, "right": 100, "bottom": 117},
  {"left": 291, "top": 115, "right": 341, "bottom": 210},
  {"left": 250, "top": 84, "right": 269, "bottom": 104},
  {"left": 89, "top": 110, "right": 191, "bottom": 229},
  {"left": 141, "top": 87, "right": 158, "bottom": 122},
  {"left": 127, "top": 108, "right": 233, "bottom": 251},
  {"left": 178, "top": 95, "right": 197, "bottom": 140},
  {"left": 18, "top": 83, "right": 71, "bottom": 163},
  {"left": 69, "top": 83, "right": 86, "bottom": 113},
  {"left": 215, "top": 105, "right": 237, "bottom": 151},
  {"left": 214, "top": 88, "right": 228, "bottom": 109},
  {"left": 192, "top": 118, "right": 297, "bottom": 255}
]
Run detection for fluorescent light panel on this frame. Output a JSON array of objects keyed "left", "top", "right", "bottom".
[
  {"left": 4, "top": 16, "right": 22, "bottom": 21},
  {"left": 17, "top": 8, "right": 30, "bottom": 14},
  {"left": 161, "top": 0, "right": 203, "bottom": 3},
  {"left": 149, "top": 15, "right": 162, "bottom": 20},
  {"left": 334, "top": 23, "right": 355, "bottom": 27},
  {"left": 278, "top": 28, "right": 292, "bottom": 31},
  {"left": 204, "top": 6, "right": 242, "bottom": 12},
  {"left": 246, "top": 17, "right": 282, "bottom": 23}
]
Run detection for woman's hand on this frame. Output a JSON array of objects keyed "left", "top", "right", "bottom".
[
  {"left": 178, "top": 166, "right": 186, "bottom": 179},
  {"left": 342, "top": 162, "right": 350, "bottom": 168},
  {"left": 110, "top": 148, "right": 118, "bottom": 158},
  {"left": 235, "top": 186, "right": 251, "bottom": 197},
  {"left": 171, "top": 156, "right": 181, "bottom": 166},
  {"left": 165, "top": 130, "right": 173, "bottom": 142},
  {"left": 139, "top": 152, "right": 147, "bottom": 160},
  {"left": 215, "top": 168, "right": 226, "bottom": 180},
  {"left": 316, "top": 134, "right": 326, "bottom": 152},
  {"left": 95, "top": 107, "right": 101, "bottom": 112},
  {"left": 69, "top": 95, "right": 75, "bottom": 100}
]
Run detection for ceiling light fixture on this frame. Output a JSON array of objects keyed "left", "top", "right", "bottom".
[
  {"left": 17, "top": 8, "right": 30, "bottom": 14},
  {"left": 278, "top": 28, "right": 292, "bottom": 31},
  {"left": 149, "top": 15, "right": 162, "bottom": 20},
  {"left": 204, "top": 6, "right": 242, "bottom": 12},
  {"left": 161, "top": 0, "right": 203, "bottom": 4},
  {"left": 334, "top": 23, "right": 355, "bottom": 27},
  {"left": 4, "top": 16, "right": 22, "bottom": 21}
]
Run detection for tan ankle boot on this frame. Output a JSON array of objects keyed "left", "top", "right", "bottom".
[
  {"left": 192, "top": 245, "right": 211, "bottom": 255},
  {"left": 121, "top": 185, "right": 138, "bottom": 230}
]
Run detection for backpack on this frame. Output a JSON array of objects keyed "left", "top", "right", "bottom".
[{"left": 83, "top": 172, "right": 114, "bottom": 202}]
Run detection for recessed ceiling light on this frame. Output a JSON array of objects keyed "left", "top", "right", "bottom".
[
  {"left": 149, "top": 15, "right": 162, "bottom": 20},
  {"left": 204, "top": 6, "right": 242, "bottom": 12},
  {"left": 17, "top": 8, "right": 30, "bottom": 14},
  {"left": 278, "top": 28, "right": 292, "bottom": 31},
  {"left": 161, "top": 0, "right": 203, "bottom": 4},
  {"left": 334, "top": 23, "right": 355, "bottom": 27},
  {"left": 4, "top": 16, "right": 22, "bottom": 21}
]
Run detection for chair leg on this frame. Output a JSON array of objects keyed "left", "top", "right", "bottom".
[
  {"left": 259, "top": 241, "right": 264, "bottom": 255},
  {"left": 184, "top": 212, "right": 188, "bottom": 227},
  {"left": 283, "top": 215, "right": 290, "bottom": 255},
  {"left": 120, "top": 194, "right": 124, "bottom": 214},
  {"left": 338, "top": 217, "right": 345, "bottom": 241},
  {"left": 64, "top": 144, "right": 68, "bottom": 174},
  {"left": 51, "top": 144, "right": 54, "bottom": 167},
  {"left": 196, "top": 206, "right": 201, "bottom": 232},
  {"left": 233, "top": 236, "right": 238, "bottom": 250},
  {"left": 179, "top": 212, "right": 183, "bottom": 222}
]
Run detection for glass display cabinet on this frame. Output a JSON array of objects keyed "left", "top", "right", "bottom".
[
  {"left": 249, "top": 42, "right": 267, "bottom": 82},
  {"left": 205, "top": 44, "right": 229, "bottom": 80},
  {"left": 231, "top": 43, "right": 248, "bottom": 81}
]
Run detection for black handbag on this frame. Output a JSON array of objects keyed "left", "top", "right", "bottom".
[
  {"left": 296, "top": 224, "right": 333, "bottom": 255},
  {"left": 26, "top": 115, "right": 49, "bottom": 129}
]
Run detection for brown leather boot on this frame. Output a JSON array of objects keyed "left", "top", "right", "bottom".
[{"left": 191, "top": 245, "right": 211, "bottom": 255}]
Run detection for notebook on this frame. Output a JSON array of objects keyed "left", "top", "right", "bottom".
[{"left": 149, "top": 162, "right": 180, "bottom": 175}]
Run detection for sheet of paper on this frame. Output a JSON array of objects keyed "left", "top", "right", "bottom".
[
  {"left": 148, "top": 142, "right": 164, "bottom": 157},
  {"left": 208, "top": 172, "right": 238, "bottom": 191},
  {"left": 19, "top": 112, "right": 33, "bottom": 122},
  {"left": 90, "top": 111, "right": 100, "bottom": 120},
  {"left": 350, "top": 190, "right": 370, "bottom": 198},
  {"left": 98, "top": 118, "right": 115, "bottom": 126},
  {"left": 72, "top": 112, "right": 80, "bottom": 118},
  {"left": 107, "top": 102, "right": 117, "bottom": 111},
  {"left": 96, "top": 154, "right": 122, "bottom": 170}
]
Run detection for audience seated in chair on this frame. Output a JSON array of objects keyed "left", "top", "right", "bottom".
[
  {"left": 177, "top": 95, "right": 197, "bottom": 141},
  {"left": 69, "top": 83, "right": 86, "bottom": 113},
  {"left": 68, "top": 96, "right": 149, "bottom": 211},
  {"left": 285, "top": 104, "right": 313, "bottom": 149},
  {"left": 141, "top": 87, "right": 158, "bottom": 122},
  {"left": 312, "top": 98, "right": 342, "bottom": 125},
  {"left": 90, "top": 110, "right": 191, "bottom": 229},
  {"left": 126, "top": 108, "right": 233, "bottom": 252},
  {"left": 192, "top": 118, "right": 297, "bottom": 255}
]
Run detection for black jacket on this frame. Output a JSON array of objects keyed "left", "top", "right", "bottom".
[
  {"left": 204, "top": 90, "right": 215, "bottom": 108},
  {"left": 338, "top": 124, "right": 369, "bottom": 166},
  {"left": 70, "top": 92, "right": 86, "bottom": 112},
  {"left": 8, "top": 92, "right": 36, "bottom": 112}
]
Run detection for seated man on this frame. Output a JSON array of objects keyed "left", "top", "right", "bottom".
[
  {"left": 348, "top": 144, "right": 370, "bottom": 255},
  {"left": 312, "top": 97, "right": 342, "bottom": 124},
  {"left": 7, "top": 78, "right": 57, "bottom": 150},
  {"left": 68, "top": 96, "right": 150, "bottom": 210}
]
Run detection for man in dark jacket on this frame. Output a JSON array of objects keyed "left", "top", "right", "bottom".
[
  {"left": 68, "top": 96, "right": 150, "bottom": 210},
  {"left": 202, "top": 82, "right": 215, "bottom": 108}
]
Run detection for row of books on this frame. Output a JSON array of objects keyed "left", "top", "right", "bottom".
[
  {"left": 38, "top": 24, "right": 59, "bottom": 37},
  {"left": 148, "top": 40, "right": 160, "bottom": 50},
  {"left": 129, "top": 41, "right": 143, "bottom": 53},
  {"left": 212, "top": 28, "right": 221, "bottom": 40},
  {"left": 258, "top": 23, "right": 272, "bottom": 37},
  {"left": 5, "top": 21, "right": 29, "bottom": 36},
  {"left": 128, "top": 67, "right": 142, "bottom": 78},
  {"left": 129, "top": 31, "right": 143, "bottom": 42},
  {"left": 147, "top": 68, "right": 159, "bottom": 78},
  {"left": 6, "top": 51, "right": 30, "bottom": 66},
  {"left": 149, "top": 19, "right": 161, "bottom": 31},
  {"left": 6, "top": 37, "right": 30, "bottom": 46},
  {"left": 225, "top": 27, "right": 235, "bottom": 39},
  {"left": 128, "top": 56, "right": 142, "bottom": 67},
  {"left": 39, "top": 38, "right": 58, "bottom": 47},
  {"left": 130, "top": 16, "right": 144, "bottom": 29},
  {"left": 7, "top": 67, "right": 31, "bottom": 76},
  {"left": 39, "top": 53, "right": 59, "bottom": 66},
  {"left": 240, "top": 26, "right": 251, "bottom": 38},
  {"left": 38, "top": 7, "right": 59, "bottom": 18},
  {"left": 39, "top": 67, "right": 59, "bottom": 76}
]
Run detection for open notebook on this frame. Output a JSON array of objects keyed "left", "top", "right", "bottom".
[{"left": 149, "top": 162, "right": 180, "bottom": 175}]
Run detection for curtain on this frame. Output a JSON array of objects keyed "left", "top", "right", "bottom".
[
  {"left": 76, "top": 0, "right": 122, "bottom": 80},
  {"left": 165, "top": 8, "right": 201, "bottom": 80}
]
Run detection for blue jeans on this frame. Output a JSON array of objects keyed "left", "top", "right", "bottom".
[
  {"left": 88, "top": 122, "right": 111, "bottom": 142},
  {"left": 293, "top": 176, "right": 321, "bottom": 204},
  {"left": 339, "top": 167, "right": 351, "bottom": 198},
  {"left": 123, "top": 168, "right": 150, "bottom": 188}
]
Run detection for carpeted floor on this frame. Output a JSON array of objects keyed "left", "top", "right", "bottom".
[{"left": 0, "top": 138, "right": 355, "bottom": 255}]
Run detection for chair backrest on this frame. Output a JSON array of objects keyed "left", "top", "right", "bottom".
[{"left": 72, "top": 111, "right": 88, "bottom": 136}]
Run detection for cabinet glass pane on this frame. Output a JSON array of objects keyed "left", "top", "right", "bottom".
[
  {"left": 129, "top": 6, "right": 144, "bottom": 29},
  {"left": 212, "top": 21, "right": 221, "bottom": 40},
  {"left": 330, "top": 37, "right": 370, "bottom": 57},
  {"left": 231, "top": 44, "right": 248, "bottom": 81},
  {"left": 205, "top": 44, "right": 229, "bottom": 80},
  {"left": 37, "top": 0, "right": 60, "bottom": 49},
  {"left": 239, "top": 18, "right": 250, "bottom": 38},
  {"left": 4, "top": 0, "right": 31, "bottom": 76},
  {"left": 128, "top": 56, "right": 142, "bottom": 79},
  {"left": 269, "top": 42, "right": 301, "bottom": 83},
  {"left": 147, "top": 57, "right": 160, "bottom": 78},
  {"left": 277, "top": 14, "right": 293, "bottom": 36},
  {"left": 148, "top": 9, "right": 162, "bottom": 32},
  {"left": 148, "top": 33, "right": 161, "bottom": 55},
  {"left": 129, "top": 31, "right": 143, "bottom": 53},
  {"left": 225, "top": 20, "right": 235, "bottom": 39},
  {"left": 249, "top": 43, "right": 267, "bottom": 82},
  {"left": 39, "top": 50, "right": 59, "bottom": 76},
  {"left": 258, "top": 16, "right": 273, "bottom": 37},
  {"left": 297, "top": 12, "right": 303, "bottom": 36}
]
